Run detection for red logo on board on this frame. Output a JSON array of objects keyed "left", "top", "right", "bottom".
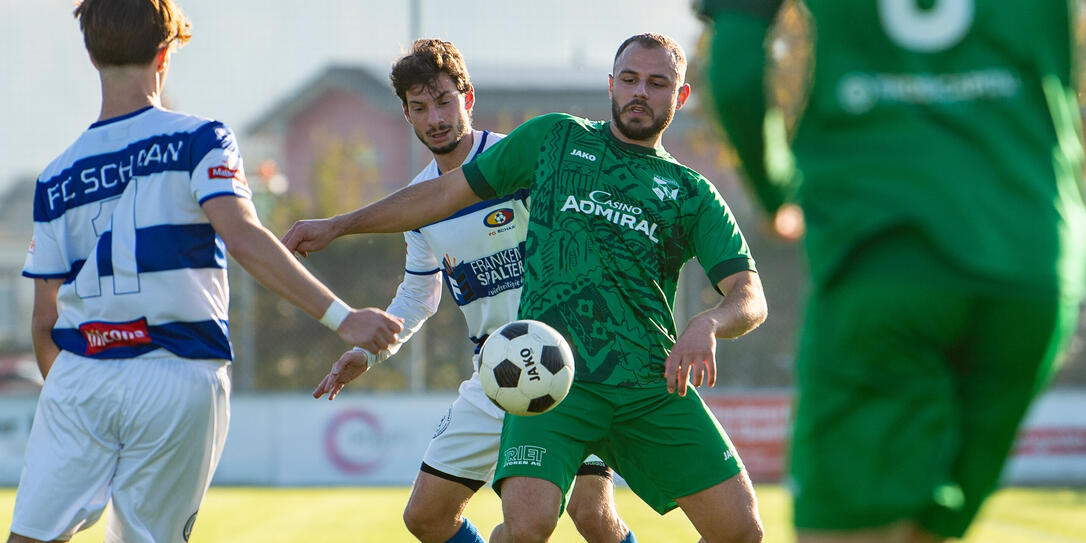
[{"left": 80, "top": 318, "right": 153, "bottom": 355}]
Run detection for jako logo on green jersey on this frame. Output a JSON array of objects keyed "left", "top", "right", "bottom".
[
  {"left": 569, "top": 148, "right": 597, "bottom": 161},
  {"left": 560, "top": 190, "right": 660, "bottom": 243}
]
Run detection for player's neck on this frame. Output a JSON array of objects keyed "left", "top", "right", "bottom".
[
  {"left": 96, "top": 65, "right": 164, "bottom": 123},
  {"left": 432, "top": 129, "right": 475, "bottom": 174}
]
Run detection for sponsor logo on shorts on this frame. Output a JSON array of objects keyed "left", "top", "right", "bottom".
[
  {"left": 80, "top": 318, "right": 153, "bottom": 355},
  {"left": 27, "top": 237, "right": 35, "bottom": 254},
  {"left": 433, "top": 408, "right": 452, "bottom": 438},
  {"left": 484, "top": 208, "right": 514, "bottom": 228},
  {"left": 723, "top": 449, "right": 734, "bottom": 461},
  {"left": 183, "top": 511, "right": 198, "bottom": 541},
  {"left": 503, "top": 445, "right": 546, "bottom": 467}
]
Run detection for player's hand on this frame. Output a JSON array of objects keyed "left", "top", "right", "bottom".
[
  {"left": 771, "top": 204, "right": 804, "bottom": 242},
  {"left": 665, "top": 316, "right": 718, "bottom": 397},
  {"left": 280, "top": 217, "right": 342, "bottom": 258},
  {"left": 336, "top": 308, "right": 403, "bottom": 353},
  {"left": 313, "top": 349, "right": 370, "bottom": 400}
]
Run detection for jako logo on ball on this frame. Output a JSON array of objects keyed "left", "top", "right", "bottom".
[{"left": 478, "top": 320, "right": 575, "bottom": 416}]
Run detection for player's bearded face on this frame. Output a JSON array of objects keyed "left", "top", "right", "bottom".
[
  {"left": 415, "top": 105, "right": 470, "bottom": 155},
  {"left": 611, "top": 96, "right": 674, "bottom": 142}
]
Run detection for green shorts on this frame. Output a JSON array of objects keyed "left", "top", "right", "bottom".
[
  {"left": 791, "top": 229, "right": 1082, "bottom": 538},
  {"left": 494, "top": 381, "right": 743, "bottom": 514}
]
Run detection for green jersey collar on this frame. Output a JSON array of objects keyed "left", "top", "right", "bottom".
[{"left": 603, "top": 121, "right": 672, "bottom": 159}]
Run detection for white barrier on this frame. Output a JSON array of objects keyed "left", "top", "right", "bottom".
[{"left": 1, "top": 390, "right": 1084, "bottom": 486}]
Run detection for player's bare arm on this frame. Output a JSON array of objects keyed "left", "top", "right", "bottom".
[
  {"left": 280, "top": 167, "right": 480, "bottom": 256},
  {"left": 665, "top": 270, "right": 766, "bottom": 396},
  {"left": 29, "top": 278, "right": 61, "bottom": 378},
  {"left": 202, "top": 195, "right": 404, "bottom": 351}
]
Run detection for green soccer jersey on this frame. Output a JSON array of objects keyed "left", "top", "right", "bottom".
[
  {"left": 462, "top": 113, "right": 756, "bottom": 387},
  {"left": 704, "top": 0, "right": 1086, "bottom": 301}
]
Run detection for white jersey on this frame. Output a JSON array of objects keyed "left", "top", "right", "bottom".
[
  {"left": 22, "top": 106, "right": 251, "bottom": 361},
  {"left": 378, "top": 130, "right": 528, "bottom": 369}
]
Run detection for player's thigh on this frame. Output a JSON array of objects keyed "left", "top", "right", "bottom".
[
  {"left": 602, "top": 386, "right": 742, "bottom": 515},
  {"left": 108, "top": 358, "right": 230, "bottom": 543},
  {"left": 674, "top": 469, "right": 763, "bottom": 543},
  {"left": 791, "top": 231, "right": 973, "bottom": 531},
  {"left": 917, "top": 292, "right": 1079, "bottom": 537},
  {"left": 422, "top": 381, "right": 504, "bottom": 482},
  {"left": 494, "top": 382, "right": 611, "bottom": 508},
  {"left": 10, "top": 352, "right": 122, "bottom": 542}
]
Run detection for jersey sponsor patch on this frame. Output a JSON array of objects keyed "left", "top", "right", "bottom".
[
  {"left": 484, "top": 208, "right": 514, "bottom": 227},
  {"left": 80, "top": 317, "right": 153, "bottom": 355},
  {"left": 442, "top": 241, "right": 525, "bottom": 306},
  {"left": 207, "top": 165, "right": 246, "bottom": 184}
]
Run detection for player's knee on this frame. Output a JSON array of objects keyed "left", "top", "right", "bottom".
[
  {"left": 567, "top": 499, "right": 617, "bottom": 543},
  {"left": 502, "top": 509, "right": 558, "bottom": 543},
  {"left": 401, "top": 502, "right": 444, "bottom": 539}
]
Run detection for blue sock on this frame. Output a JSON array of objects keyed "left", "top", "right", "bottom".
[
  {"left": 621, "top": 530, "right": 638, "bottom": 543},
  {"left": 445, "top": 517, "right": 484, "bottom": 543}
]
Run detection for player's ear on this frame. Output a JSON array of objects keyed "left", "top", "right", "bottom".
[
  {"left": 154, "top": 46, "right": 170, "bottom": 73},
  {"left": 676, "top": 83, "right": 691, "bottom": 110},
  {"left": 608, "top": 74, "right": 614, "bottom": 99},
  {"left": 464, "top": 84, "right": 475, "bottom": 112}
]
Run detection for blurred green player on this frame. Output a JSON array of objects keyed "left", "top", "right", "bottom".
[{"left": 698, "top": 0, "right": 1086, "bottom": 542}]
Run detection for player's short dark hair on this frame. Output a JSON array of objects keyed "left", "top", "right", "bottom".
[
  {"left": 613, "top": 33, "right": 687, "bottom": 80},
  {"left": 74, "top": 0, "right": 192, "bottom": 66},
  {"left": 390, "top": 39, "right": 472, "bottom": 105}
]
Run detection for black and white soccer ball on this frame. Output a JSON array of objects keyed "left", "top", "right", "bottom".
[{"left": 478, "top": 319, "right": 575, "bottom": 416}]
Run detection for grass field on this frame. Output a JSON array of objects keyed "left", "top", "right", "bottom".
[{"left": 2, "top": 485, "right": 1084, "bottom": 542}]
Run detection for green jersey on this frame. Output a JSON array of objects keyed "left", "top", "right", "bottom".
[
  {"left": 463, "top": 113, "right": 755, "bottom": 387},
  {"left": 705, "top": 0, "right": 1086, "bottom": 300}
]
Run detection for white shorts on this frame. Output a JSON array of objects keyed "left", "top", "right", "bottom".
[
  {"left": 421, "top": 371, "right": 608, "bottom": 485},
  {"left": 422, "top": 372, "right": 505, "bottom": 483},
  {"left": 10, "top": 351, "right": 230, "bottom": 543}
]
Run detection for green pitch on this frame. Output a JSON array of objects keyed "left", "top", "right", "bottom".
[{"left": 2, "top": 485, "right": 1083, "bottom": 542}]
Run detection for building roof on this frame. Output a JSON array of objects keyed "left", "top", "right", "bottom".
[{"left": 246, "top": 64, "right": 614, "bottom": 136}]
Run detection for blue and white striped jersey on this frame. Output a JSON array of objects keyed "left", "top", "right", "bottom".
[
  {"left": 380, "top": 130, "right": 529, "bottom": 363},
  {"left": 22, "top": 106, "right": 251, "bottom": 360}
]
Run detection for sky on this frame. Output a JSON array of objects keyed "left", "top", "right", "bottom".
[{"left": 0, "top": 0, "right": 704, "bottom": 194}]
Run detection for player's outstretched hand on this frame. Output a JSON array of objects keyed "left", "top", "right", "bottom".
[
  {"left": 313, "top": 349, "right": 370, "bottom": 400},
  {"left": 665, "top": 317, "right": 718, "bottom": 397},
  {"left": 281, "top": 217, "right": 341, "bottom": 258},
  {"left": 336, "top": 308, "right": 403, "bottom": 353}
]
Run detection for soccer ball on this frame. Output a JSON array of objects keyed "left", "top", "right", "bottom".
[{"left": 478, "top": 320, "right": 575, "bottom": 416}]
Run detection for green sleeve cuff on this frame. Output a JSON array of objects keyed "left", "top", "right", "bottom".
[
  {"left": 707, "top": 257, "right": 758, "bottom": 295},
  {"left": 461, "top": 160, "right": 497, "bottom": 200}
]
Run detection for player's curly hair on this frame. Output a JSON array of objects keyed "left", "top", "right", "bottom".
[
  {"left": 390, "top": 39, "right": 472, "bottom": 105},
  {"left": 613, "top": 33, "right": 687, "bottom": 80},
  {"left": 74, "top": 0, "right": 192, "bottom": 66}
]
